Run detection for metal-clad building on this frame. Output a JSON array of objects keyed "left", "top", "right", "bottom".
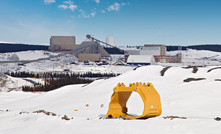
[
  {"left": 125, "top": 44, "right": 166, "bottom": 56},
  {"left": 127, "top": 55, "right": 155, "bottom": 66},
  {"left": 49, "top": 36, "right": 77, "bottom": 51},
  {"left": 124, "top": 50, "right": 140, "bottom": 55},
  {"left": 141, "top": 44, "right": 166, "bottom": 56}
]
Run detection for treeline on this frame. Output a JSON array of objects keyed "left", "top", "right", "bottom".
[
  {"left": 6, "top": 71, "right": 119, "bottom": 78},
  {"left": 22, "top": 76, "right": 93, "bottom": 92},
  {"left": 2, "top": 43, "right": 221, "bottom": 53},
  {"left": 167, "top": 44, "right": 221, "bottom": 52},
  {"left": 20, "top": 71, "right": 119, "bottom": 92},
  {"left": 0, "top": 43, "right": 48, "bottom": 53}
]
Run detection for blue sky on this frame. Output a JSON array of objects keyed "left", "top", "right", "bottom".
[{"left": 0, "top": 0, "right": 221, "bottom": 46}]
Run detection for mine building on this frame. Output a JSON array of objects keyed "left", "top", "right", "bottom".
[{"left": 49, "top": 36, "right": 110, "bottom": 62}]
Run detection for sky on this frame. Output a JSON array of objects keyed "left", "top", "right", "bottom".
[{"left": 0, "top": 0, "right": 221, "bottom": 46}]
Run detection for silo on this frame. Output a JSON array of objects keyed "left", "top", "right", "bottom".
[{"left": 106, "top": 36, "right": 115, "bottom": 47}]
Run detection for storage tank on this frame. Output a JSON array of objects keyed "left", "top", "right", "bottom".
[{"left": 106, "top": 36, "right": 115, "bottom": 47}]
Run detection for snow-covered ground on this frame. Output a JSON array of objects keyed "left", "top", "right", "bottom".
[
  {"left": 0, "top": 49, "right": 221, "bottom": 133},
  {"left": 0, "top": 41, "right": 17, "bottom": 44},
  {"left": 0, "top": 49, "right": 221, "bottom": 91},
  {"left": 0, "top": 50, "right": 134, "bottom": 90},
  {"left": 167, "top": 49, "right": 221, "bottom": 66},
  {"left": 0, "top": 65, "right": 221, "bottom": 133},
  {"left": 0, "top": 50, "right": 133, "bottom": 73},
  {"left": 1, "top": 49, "right": 221, "bottom": 73}
]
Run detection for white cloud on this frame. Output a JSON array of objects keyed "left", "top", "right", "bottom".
[
  {"left": 44, "top": 0, "right": 56, "bottom": 4},
  {"left": 58, "top": 0, "right": 77, "bottom": 12},
  {"left": 79, "top": 10, "right": 90, "bottom": 18},
  {"left": 101, "top": 10, "right": 106, "bottom": 13},
  {"left": 79, "top": 10, "right": 96, "bottom": 18},
  {"left": 94, "top": 0, "right": 100, "bottom": 4},
  {"left": 63, "top": 0, "right": 73, "bottom": 5},
  {"left": 91, "top": 11, "right": 96, "bottom": 17},
  {"left": 107, "top": 2, "right": 121, "bottom": 11},
  {"left": 57, "top": 0, "right": 127, "bottom": 18},
  {"left": 58, "top": 5, "right": 68, "bottom": 9},
  {"left": 69, "top": 4, "right": 77, "bottom": 11}
]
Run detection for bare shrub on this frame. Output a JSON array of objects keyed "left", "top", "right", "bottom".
[
  {"left": 62, "top": 115, "right": 70, "bottom": 120},
  {"left": 160, "top": 66, "right": 171, "bottom": 76},
  {"left": 207, "top": 67, "right": 221, "bottom": 73},
  {"left": 163, "top": 116, "right": 187, "bottom": 120},
  {"left": 182, "top": 65, "right": 204, "bottom": 73},
  {"left": 183, "top": 78, "right": 206, "bottom": 82},
  {"left": 214, "top": 117, "right": 221, "bottom": 121}
]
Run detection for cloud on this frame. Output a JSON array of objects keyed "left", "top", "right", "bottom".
[
  {"left": 90, "top": 11, "right": 96, "bottom": 17},
  {"left": 94, "top": 0, "right": 100, "bottom": 4},
  {"left": 63, "top": 0, "right": 73, "bottom": 5},
  {"left": 44, "top": 0, "right": 56, "bottom": 4},
  {"left": 79, "top": 10, "right": 96, "bottom": 18},
  {"left": 79, "top": 10, "right": 90, "bottom": 18},
  {"left": 101, "top": 10, "right": 106, "bottom": 13},
  {"left": 69, "top": 4, "right": 77, "bottom": 11},
  {"left": 58, "top": 0, "right": 77, "bottom": 11},
  {"left": 56, "top": 1, "right": 127, "bottom": 18},
  {"left": 107, "top": 2, "right": 121, "bottom": 11},
  {"left": 58, "top": 5, "right": 68, "bottom": 9}
]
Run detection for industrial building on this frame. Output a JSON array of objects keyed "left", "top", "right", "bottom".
[
  {"left": 75, "top": 41, "right": 110, "bottom": 62},
  {"left": 49, "top": 36, "right": 77, "bottom": 51},
  {"left": 141, "top": 44, "right": 166, "bottom": 55},
  {"left": 125, "top": 44, "right": 181, "bottom": 64},
  {"left": 125, "top": 44, "right": 166, "bottom": 56},
  {"left": 125, "top": 44, "right": 166, "bottom": 65},
  {"left": 49, "top": 36, "right": 110, "bottom": 62},
  {"left": 154, "top": 53, "right": 182, "bottom": 63},
  {"left": 124, "top": 50, "right": 140, "bottom": 55},
  {"left": 49, "top": 36, "right": 181, "bottom": 64}
]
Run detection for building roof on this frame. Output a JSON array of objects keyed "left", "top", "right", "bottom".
[{"left": 144, "top": 44, "right": 165, "bottom": 47}]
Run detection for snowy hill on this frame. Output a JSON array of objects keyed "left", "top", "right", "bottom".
[
  {"left": 0, "top": 65, "right": 221, "bottom": 133},
  {"left": 166, "top": 49, "right": 221, "bottom": 66}
]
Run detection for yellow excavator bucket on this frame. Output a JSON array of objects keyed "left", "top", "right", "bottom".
[{"left": 106, "top": 82, "right": 162, "bottom": 119}]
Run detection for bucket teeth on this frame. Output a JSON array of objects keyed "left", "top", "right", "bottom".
[
  {"left": 117, "top": 83, "right": 121, "bottom": 87},
  {"left": 138, "top": 82, "right": 141, "bottom": 86},
  {"left": 116, "top": 82, "right": 152, "bottom": 88},
  {"left": 121, "top": 83, "right": 125, "bottom": 87},
  {"left": 143, "top": 83, "right": 146, "bottom": 87}
]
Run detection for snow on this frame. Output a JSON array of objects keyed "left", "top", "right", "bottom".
[
  {"left": 0, "top": 41, "right": 16, "bottom": 44},
  {"left": 0, "top": 51, "right": 133, "bottom": 74},
  {"left": 0, "top": 51, "right": 133, "bottom": 90},
  {"left": 167, "top": 49, "right": 221, "bottom": 66},
  {"left": 0, "top": 65, "right": 221, "bottom": 133},
  {"left": 1, "top": 49, "right": 221, "bottom": 74},
  {"left": 0, "top": 49, "right": 221, "bottom": 133}
]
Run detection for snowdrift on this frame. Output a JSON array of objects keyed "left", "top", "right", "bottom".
[{"left": 0, "top": 65, "right": 221, "bottom": 134}]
